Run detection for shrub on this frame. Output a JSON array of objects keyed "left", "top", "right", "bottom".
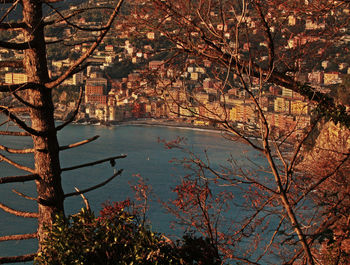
[
  {"left": 35, "top": 200, "right": 222, "bottom": 265},
  {"left": 35, "top": 200, "right": 180, "bottom": 265}
]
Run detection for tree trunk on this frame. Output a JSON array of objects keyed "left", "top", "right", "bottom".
[{"left": 22, "top": 0, "right": 65, "bottom": 248}]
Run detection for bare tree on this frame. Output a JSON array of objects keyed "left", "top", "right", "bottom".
[
  {"left": 131, "top": 0, "right": 350, "bottom": 264},
  {"left": 0, "top": 0, "right": 125, "bottom": 262}
]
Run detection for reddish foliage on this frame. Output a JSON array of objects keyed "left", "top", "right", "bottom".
[{"left": 99, "top": 199, "right": 131, "bottom": 221}]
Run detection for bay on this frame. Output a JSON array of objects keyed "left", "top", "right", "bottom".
[{"left": 0, "top": 122, "right": 260, "bottom": 260}]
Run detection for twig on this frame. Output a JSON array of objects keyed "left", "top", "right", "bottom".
[
  {"left": 45, "top": 2, "right": 112, "bottom": 32},
  {"left": 0, "top": 203, "right": 38, "bottom": 218},
  {"left": 0, "top": 153, "right": 35, "bottom": 173},
  {"left": 0, "top": 174, "right": 38, "bottom": 184},
  {"left": 56, "top": 88, "right": 83, "bottom": 131},
  {"left": 59, "top": 135, "right": 100, "bottom": 151},
  {"left": 61, "top": 155, "right": 126, "bottom": 172},
  {"left": 294, "top": 153, "right": 350, "bottom": 206},
  {"left": 74, "top": 187, "right": 90, "bottom": 211},
  {"left": 0, "top": 106, "right": 44, "bottom": 136},
  {"left": 0, "top": 0, "right": 20, "bottom": 24},
  {"left": 0, "top": 144, "right": 34, "bottom": 154},
  {"left": 0, "top": 130, "right": 30, "bottom": 136},
  {"left": 0, "top": 253, "right": 36, "bottom": 263},
  {"left": 0, "top": 233, "right": 37, "bottom": 242},
  {"left": 12, "top": 189, "right": 37, "bottom": 201},
  {"left": 64, "top": 169, "right": 123, "bottom": 198}
]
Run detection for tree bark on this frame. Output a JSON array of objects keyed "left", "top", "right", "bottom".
[{"left": 22, "top": 0, "right": 64, "bottom": 248}]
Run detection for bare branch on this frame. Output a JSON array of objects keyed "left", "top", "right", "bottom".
[
  {"left": 255, "top": 217, "right": 284, "bottom": 263},
  {"left": 0, "top": 131, "right": 31, "bottom": 136},
  {"left": 231, "top": 43, "right": 316, "bottom": 263},
  {"left": 0, "top": 82, "right": 39, "bottom": 93},
  {"left": 0, "top": 143, "right": 34, "bottom": 154},
  {"left": 0, "top": 118, "right": 9, "bottom": 127},
  {"left": 59, "top": 135, "right": 100, "bottom": 151},
  {"left": 0, "top": 0, "right": 19, "bottom": 3},
  {"left": 0, "top": 202, "right": 38, "bottom": 218},
  {"left": 64, "top": 169, "right": 123, "bottom": 198},
  {"left": 55, "top": 88, "right": 83, "bottom": 131},
  {"left": 12, "top": 91, "right": 38, "bottom": 109},
  {"left": 0, "top": 40, "right": 33, "bottom": 50},
  {"left": 45, "top": 2, "right": 112, "bottom": 32},
  {"left": 233, "top": 197, "right": 274, "bottom": 237},
  {"left": 44, "top": 9, "right": 84, "bottom": 26},
  {"left": 5, "top": 107, "right": 30, "bottom": 113},
  {"left": 0, "top": 233, "right": 37, "bottom": 242},
  {"left": 254, "top": 1, "right": 274, "bottom": 73},
  {"left": 44, "top": 7, "right": 115, "bottom": 26},
  {"left": 46, "top": 0, "right": 125, "bottom": 89},
  {"left": 0, "top": 174, "right": 38, "bottom": 184},
  {"left": 294, "top": 153, "right": 350, "bottom": 206},
  {"left": 12, "top": 189, "right": 37, "bottom": 201},
  {"left": 0, "top": 153, "right": 35, "bottom": 173},
  {"left": 172, "top": 18, "right": 350, "bottom": 127},
  {"left": 0, "top": 22, "right": 28, "bottom": 31},
  {"left": 231, "top": 256, "right": 262, "bottom": 265},
  {"left": 61, "top": 154, "right": 127, "bottom": 172},
  {"left": 0, "top": 253, "right": 36, "bottom": 263},
  {"left": 0, "top": 0, "right": 20, "bottom": 24},
  {"left": 74, "top": 187, "right": 90, "bottom": 211},
  {"left": 0, "top": 106, "right": 46, "bottom": 136},
  {"left": 288, "top": 119, "right": 319, "bottom": 174},
  {"left": 286, "top": 215, "right": 339, "bottom": 265},
  {"left": 222, "top": 122, "right": 264, "bottom": 152},
  {"left": 65, "top": 62, "right": 91, "bottom": 77}
]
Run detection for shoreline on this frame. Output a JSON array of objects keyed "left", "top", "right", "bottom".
[
  {"left": 115, "top": 119, "right": 224, "bottom": 134},
  {"left": 72, "top": 118, "right": 295, "bottom": 152},
  {"left": 73, "top": 118, "right": 246, "bottom": 136},
  {"left": 71, "top": 118, "right": 264, "bottom": 146}
]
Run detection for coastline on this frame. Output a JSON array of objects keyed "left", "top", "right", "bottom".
[
  {"left": 63, "top": 117, "right": 294, "bottom": 150},
  {"left": 73, "top": 117, "right": 223, "bottom": 132},
  {"left": 114, "top": 119, "right": 224, "bottom": 134},
  {"left": 71, "top": 118, "right": 264, "bottom": 147},
  {"left": 110, "top": 119, "right": 294, "bottom": 152}
]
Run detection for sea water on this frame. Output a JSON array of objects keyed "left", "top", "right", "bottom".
[{"left": 0, "top": 122, "right": 261, "bottom": 261}]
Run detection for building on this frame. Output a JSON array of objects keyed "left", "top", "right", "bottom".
[
  {"left": 324, "top": 72, "right": 341, "bottom": 85},
  {"left": 5, "top": 73, "right": 28, "bottom": 84},
  {"left": 274, "top": 97, "right": 290, "bottom": 113},
  {"left": 85, "top": 76, "right": 108, "bottom": 105}
]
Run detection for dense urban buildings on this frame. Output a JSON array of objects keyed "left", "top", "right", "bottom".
[{"left": 1, "top": 0, "right": 349, "bottom": 139}]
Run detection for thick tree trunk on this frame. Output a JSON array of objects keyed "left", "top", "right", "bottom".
[{"left": 22, "top": 0, "right": 65, "bottom": 248}]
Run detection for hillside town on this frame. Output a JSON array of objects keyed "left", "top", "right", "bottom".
[
  {"left": 1, "top": 1, "right": 350, "bottom": 264},
  {"left": 1, "top": 0, "right": 349, "bottom": 139}
]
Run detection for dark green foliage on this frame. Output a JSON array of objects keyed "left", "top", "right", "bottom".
[
  {"left": 335, "top": 75, "right": 350, "bottom": 105},
  {"left": 316, "top": 229, "right": 335, "bottom": 245},
  {"left": 35, "top": 201, "right": 222, "bottom": 265},
  {"left": 179, "top": 233, "right": 222, "bottom": 265},
  {"left": 52, "top": 85, "right": 81, "bottom": 104},
  {"left": 105, "top": 59, "right": 138, "bottom": 79},
  {"left": 35, "top": 209, "right": 177, "bottom": 264},
  {"left": 46, "top": 43, "right": 71, "bottom": 61},
  {"left": 45, "top": 26, "right": 65, "bottom": 39}
]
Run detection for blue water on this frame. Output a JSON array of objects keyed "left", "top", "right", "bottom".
[{"left": 0, "top": 122, "right": 261, "bottom": 261}]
